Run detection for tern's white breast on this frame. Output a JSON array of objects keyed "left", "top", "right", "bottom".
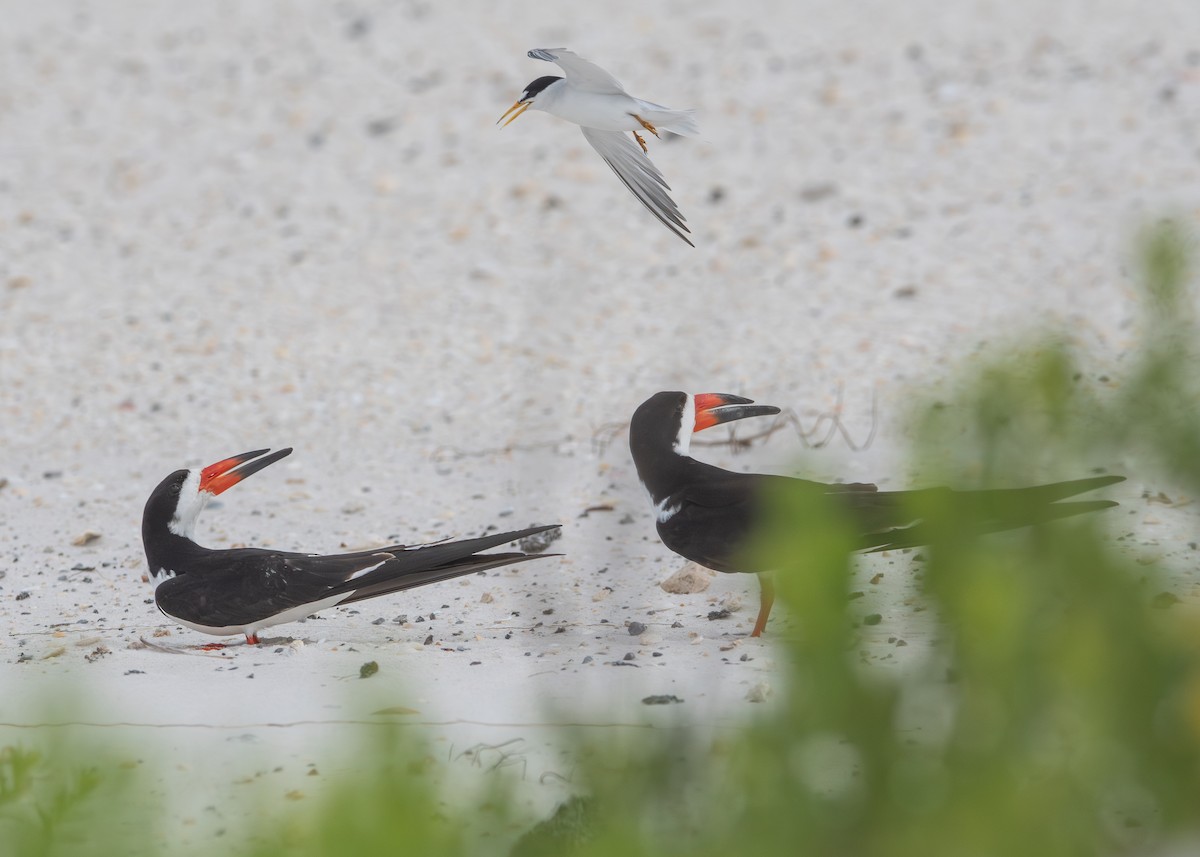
[{"left": 542, "top": 88, "right": 643, "bottom": 131}]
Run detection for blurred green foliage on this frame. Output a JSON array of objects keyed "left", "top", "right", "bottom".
[
  {"left": 0, "top": 743, "right": 131, "bottom": 857},
  {"left": 3, "top": 223, "right": 1198, "bottom": 856},
  {"left": 242, "top": 727, "right": 472, "bottom": 857}
]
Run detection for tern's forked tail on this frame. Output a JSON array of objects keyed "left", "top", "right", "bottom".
[{"left": 637, "top": 103, "right": 699, "bottom": 136}]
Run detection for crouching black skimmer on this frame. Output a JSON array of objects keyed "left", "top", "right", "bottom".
[
  {"left": 141, "top": 448, "right": 559, "bottom": 644},
  {"left": 629, "top": 391, "right": 1124, "bottom": 638}
]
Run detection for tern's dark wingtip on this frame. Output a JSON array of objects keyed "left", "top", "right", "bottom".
[{"left": 669, "top": 221, "right": 695, "bottom": 247}]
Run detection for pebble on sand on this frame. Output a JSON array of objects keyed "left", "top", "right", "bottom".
[{"left": 660, "top": 563, "right": 715, "bottom": 594}]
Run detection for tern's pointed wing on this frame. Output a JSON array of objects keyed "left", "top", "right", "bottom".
[
  {"left": 528, "top": 48, "right": 626, "bottom": 94},
  {"left": 580, "top": 126, "right": 693, "bottom": 246}
]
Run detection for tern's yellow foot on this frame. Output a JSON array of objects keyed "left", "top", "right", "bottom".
[
  {"left": 632, "top": 114, "right": 660, "bottom": 137},
  {"left": 633, "top": 131, "right": 649, "bottom": 154}
]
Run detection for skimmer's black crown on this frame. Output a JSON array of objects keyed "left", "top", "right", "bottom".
[
  {"left": 143, "top": 469, "right": 188, "bottom": 534},
  {"left": 522, "top": 75, "right": 562, "bottom": 100}
]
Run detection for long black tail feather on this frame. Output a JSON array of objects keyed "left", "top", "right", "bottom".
[{"left": 334, "top": 525, "right": 560, "bottom": 604}]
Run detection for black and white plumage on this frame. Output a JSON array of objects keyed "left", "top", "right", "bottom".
[
  {"left": 499, "top": 48, "right": 698, "bottom": 246},
  {"left": 141, "top": 448, "right": 559, "bottom": 644},
  {"left": 629, "top": 391, "right": 1125, "bottom": 637}
]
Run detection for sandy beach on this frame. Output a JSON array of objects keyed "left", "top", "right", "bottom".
[{"left": 2, "top": 0, "right": 1198, "bottom": 850}]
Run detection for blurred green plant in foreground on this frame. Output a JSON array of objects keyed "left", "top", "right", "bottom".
[
  {"left": 0, "top": 743, "right": 128, "bottom": 857},
  {"left": 3, "top": 223, "right": 1198, "bottom": 856}
]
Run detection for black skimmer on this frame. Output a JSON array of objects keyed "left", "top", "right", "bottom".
[
  {"left": 629, "top": 391, "right": 1124, "bottom": 637},
  {"left": 141, "top": 448, "right": 559, "bottom": 644}
]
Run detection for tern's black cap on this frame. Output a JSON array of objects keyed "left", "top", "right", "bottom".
[{"left": 522, "top": 75, "right": 562, "bottom": 100}]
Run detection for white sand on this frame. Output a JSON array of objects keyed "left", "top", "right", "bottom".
[{"left": 2, "top": 0, "right": 1198, "bottom": 848}]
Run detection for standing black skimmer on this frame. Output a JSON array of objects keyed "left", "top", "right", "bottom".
[
  {"left": 141, "top": 448, "right": 559, "bottom": 644},
  {"left": 629, "top": 391, "right": 1124, "bottom": 638}
]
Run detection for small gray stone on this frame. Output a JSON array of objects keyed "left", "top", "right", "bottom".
[{"left": 519, "top": 527, "right": 563, "bottom": 553}]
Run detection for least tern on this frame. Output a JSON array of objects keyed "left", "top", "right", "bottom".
[{"left": 499, "top": 48, "right": 698, "bottom": 246}]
